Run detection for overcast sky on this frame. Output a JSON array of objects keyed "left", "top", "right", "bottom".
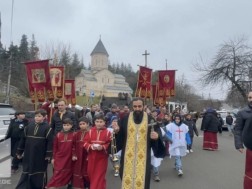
[{"left": 1, "top": 0, "right": 252, "bottom": 100}]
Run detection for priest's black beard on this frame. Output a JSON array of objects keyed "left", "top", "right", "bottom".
[
  {"left": 133, "top": 111, "right": 144, "bottom": 124},
  {"left": 248, "top": 101, "right": 252, "bottom": 109}
]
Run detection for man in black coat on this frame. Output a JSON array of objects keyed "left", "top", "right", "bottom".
[
  {"left": 50, "top": 99, "right": 76, "bottom": 135},
  {"left": 234, "top": 91, "right": 252, "bottom": 189}
]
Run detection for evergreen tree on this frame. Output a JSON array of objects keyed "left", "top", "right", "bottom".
[
  {"left": 126, "top": 63, "right": 133, "bottom": 72},
  {"left": 80, "top": 56, "right": 86, "bottom": 69},
  {"left": 29, "top": 34, "right": 39, "bottom": 60},
  {"left": 17, "top": 36, "right": 30, "bottom": 96},
  {"left": 115, "top": 63, "right": 120, "bottom": 73},
  {"left": 8, "top": 42, "right": 29, "bottom": 96},
  {"left": 59, "top": 48, "right": 71, "bottom": 79},
  {"left": 69, "top": 53, "right": 82, "bottom": 79},
  {"left": 120, "top": 62, "right": 125, "bottom": 74},
  {"left": 0, "top": 47, "right": 9, "bottom": 82},
  {"left": 19, "top": 34, "right": 30, "bottom": 62}
]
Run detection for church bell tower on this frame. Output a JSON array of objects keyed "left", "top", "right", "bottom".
[{"left": 90, "top": 38, "right": 109, "bottom": 71}]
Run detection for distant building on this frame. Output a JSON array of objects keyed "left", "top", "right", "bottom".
[
  {"left": 167, "top": 101, "right": 188, "bottom": 114},
  {"left": 75, "top": 39, "right": 133, "bottom": 97}
]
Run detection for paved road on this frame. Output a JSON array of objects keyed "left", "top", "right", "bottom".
[{"left": 0, "top": 122, "right": 245, "bottom": 189}]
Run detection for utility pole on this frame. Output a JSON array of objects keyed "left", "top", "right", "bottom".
[
  {"left": 5, "top": 54, "right": 12, "bottom": 104},
  {"left": 165, "top": 59, "right": 168, "bottom": 70},
  {"left": 5, "top": 0, "right": 15, "bottom": 104},
  {"left": 142, "top": 50, "right": 150, "bottom": 67}
]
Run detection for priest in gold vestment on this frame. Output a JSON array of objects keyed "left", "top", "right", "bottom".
[{"left": 114, "top": 97, "right": 165, "bottom": 189}]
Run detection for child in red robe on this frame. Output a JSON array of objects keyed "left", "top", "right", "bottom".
[
  {"left": 72, "top": 117, "right": 90, "bottom": 189},
  {"left": 83, "top": 114, "right": 112, "bottom": 189},
  {"left": 46, "top": 118, "right": 76, "bottom": 189}
]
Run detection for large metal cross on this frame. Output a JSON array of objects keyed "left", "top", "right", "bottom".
[{"left": 142, "top": 50, "right": 150, "bottom": 67}]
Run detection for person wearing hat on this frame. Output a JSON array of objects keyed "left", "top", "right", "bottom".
[{"left": 2, "top": 111, "right": 28, "bottom": 173}]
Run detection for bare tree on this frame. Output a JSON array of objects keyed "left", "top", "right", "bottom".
[
  {"left": 194, "top": 37, "right": 252, "bottom": 102},
  {"left": 39, "top": 41, "right": 71, "bottom": 61}
]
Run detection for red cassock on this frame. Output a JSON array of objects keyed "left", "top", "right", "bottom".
[
  {"left": 72, "top": 130, "right": 89, "bottom": 189},
  {"left": 46, "top": 132, "right": 75, "bottom": 188},
  {"left": 203, "top": 131, "right": 218, "bottom": 150},
  {"left": 83, "top": 127, "right": 111, "bottom": 189},
  {"left": 244, "top": 149, "right": 252, "bottom": 189}
]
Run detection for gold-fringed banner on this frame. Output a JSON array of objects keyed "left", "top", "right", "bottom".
[
  {"left": 50, "top": 66, "right": 65, "bottom": 98},
  {"left": 24, "top": 59, "right": 54, "bottom": 103},
  {"left": 158, "top": 70, "right": 176, "bottom": 97},
  {"left": 65, "top": 79, "right": 76, "bottom": 105},
  {"left": 135, "top": 66, "right": 152, "bottom": 98}
]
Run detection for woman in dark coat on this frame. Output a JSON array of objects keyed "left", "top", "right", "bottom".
[{"left": 201, "top": 108, "right": 219, "bottom": 151}]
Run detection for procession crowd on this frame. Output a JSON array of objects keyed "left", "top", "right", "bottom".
[{"left": 1, "top": 91, "right": 252, "bottom": 189}]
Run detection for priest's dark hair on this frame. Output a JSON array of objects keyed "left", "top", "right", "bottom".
[
  {"left": 78, "top": 116, "right": 89, "bottom": 124},
  {"left": 35, "top": 109, "right": 47, "bottom": 117},
  {"left": 131, "top": 97, "right": 145, "bottom": 105},
  {"left": 62, "top": 118, "right": 73, "bottom": 125},
  {"left": 94, "top": 113, "right": 106, "bottom": 122}
]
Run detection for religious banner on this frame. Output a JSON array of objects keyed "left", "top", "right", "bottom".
[
  {"left": 28, "top": 85, "right": 36, "bottom": 103},
  {"left": 24, "top": 59, "right": 54, "bottom": 102},
  {"left": 152, "top": 84, "right": 166, "bottom": 106},
  {"left": 50, "top": 66, "right": 64, "bottom": 98},
  {"left": 135, "top": 66, "right": 152, "bottom": 98},
  {"left": 158, "top": 70, "right": 176, "bottom": 97},
  {"left": 64, "top": 79, "right": 76, "bottom": 105}
]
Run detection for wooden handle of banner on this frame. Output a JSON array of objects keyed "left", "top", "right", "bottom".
[
  {"left": 49, "top": 104, "right": 53, "bottom": 124},
  {"left": 34, "top": 88, "right": 38, "bottom": 111},
  {"left": 20, "top": 59, "right": 53, "bottom": 64}
]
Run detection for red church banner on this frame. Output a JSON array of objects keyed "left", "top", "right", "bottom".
[
  {"left": 50, "top": 66, "right": 64, "bottom": 98},
  {"left": 158, "top": 70, "right": 176, "bottom": 97},
  {"left": 24, "top": 60, "right": 54, "bottom": 102},
  {"left": 65, "top": 79, "right": 76, "bottom": 105},
  {"left": 28, "top": 85, "right": 36, "bottom": 103},
  {"left": 135, "top": 66, "right": 152, "bottom": 98},
  {"left": 152, "top": 84, "right": 166, "bottom": 106}
]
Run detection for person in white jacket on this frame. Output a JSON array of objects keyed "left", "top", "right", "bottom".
[{"left": 166, "top": 114, "right": 191, "bottom": 176}]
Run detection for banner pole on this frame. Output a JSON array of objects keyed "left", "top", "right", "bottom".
[
  {"left": 63, "top": 67, "right": 65, "bottom": 99},
  {"left": 34, "top": 88, "right": 37, "bottom": 111}
]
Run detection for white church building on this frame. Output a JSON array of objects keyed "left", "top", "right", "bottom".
[{"left": 75, "top": 39, "right": 133, "bottom": 97}]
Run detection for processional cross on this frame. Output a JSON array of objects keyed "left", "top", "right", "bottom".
[{"left": 142, "top": 50, "right": 150, "bottom": 67}]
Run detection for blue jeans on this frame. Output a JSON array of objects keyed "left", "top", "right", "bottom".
[
  {"left": 153, "top": 166, "right": 159, "bottom": 176},
  {"left": 227, "top": 124, "right": 233, "bottom": 133},
  {"left": 175, "top": 156, "right": 182, "bottom": 170}
]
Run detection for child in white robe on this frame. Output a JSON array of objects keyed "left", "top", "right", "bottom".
[{"left": 166, "top": 114, "right": 191, "bottom": 176}]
